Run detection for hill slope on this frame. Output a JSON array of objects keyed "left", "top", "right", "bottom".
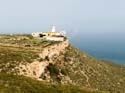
[
  {"left": 0, "top": 73, "right": 105, "bottom": 93},
  {"left": 0, "top": 34, "right": 125, "bottom": 93},
  {"left": 49, "top": 45, "right": 125, "bottom": 92}
]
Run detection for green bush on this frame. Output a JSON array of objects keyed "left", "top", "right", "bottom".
[{"left": 47, "top": 64, "right": 59, "bottom": 76}]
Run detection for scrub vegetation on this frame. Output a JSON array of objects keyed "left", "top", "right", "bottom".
[{"left": 0, "top": 34, "right": 125, "bottom": 93}]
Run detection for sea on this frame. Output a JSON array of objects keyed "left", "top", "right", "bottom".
[{"left": 70, "top": 39, "right": 125, "bottom": 65}]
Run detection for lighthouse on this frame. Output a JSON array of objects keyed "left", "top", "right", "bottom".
[{"left": 51, "top": 25, "right": 56, "bottom": 32}]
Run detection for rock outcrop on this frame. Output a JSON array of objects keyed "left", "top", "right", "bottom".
[
  {"left": 39, "top": 40, "right": 69, "bottom": 59},
  {"left": 17, "top": 40, "right": 69, "bottom": 80},
  {"left": 1, "top": 35, "right": 125, "bottom": 93}
]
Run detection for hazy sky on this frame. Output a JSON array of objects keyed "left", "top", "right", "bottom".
[{"left": 0, "top": 0, "right": 125, "bottom": 42}]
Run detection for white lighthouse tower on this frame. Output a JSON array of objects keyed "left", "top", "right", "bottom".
[{"left": 51, "top": 25, "right": 56, "bottom": 32}]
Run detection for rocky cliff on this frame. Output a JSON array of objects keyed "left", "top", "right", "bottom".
[
  {"left": 17, "top": 40, "right": 69, "bottom": 80},
  {"left": 0, "top": 35, "right": 125, "bottom": 93}
]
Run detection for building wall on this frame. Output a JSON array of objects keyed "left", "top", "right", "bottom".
[
  {"left": 32, "top": 32, "right": 42, "bottom": 37},
  {"left": 42, "top": 32, "right": 61, "bottom": 36},
  {"left": 32, "top": 32, "right": 61, "bottom": 37},
  {"left": 32, "top": 32, "right": 65, "bottom": 41},
  {"left": 46, "top": 36, "right": 64, "bottom": 41}
]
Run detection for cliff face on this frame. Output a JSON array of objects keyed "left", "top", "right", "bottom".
[
  {"left": 49, "top": 46, "right": 125, "bottom": 92},
  {"left": 17, "top": 40, "right": 69, "bottom": 80},
  {"left": 0, "top": 35, "right": 125, "bottom": 93}
]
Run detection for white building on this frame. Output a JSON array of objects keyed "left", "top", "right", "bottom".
[
  {"left": 32, "top": 25, "right": 66, "bottom": 41},
  {"left": 32, "top": 32, "right": 43, "bottom": 37}
]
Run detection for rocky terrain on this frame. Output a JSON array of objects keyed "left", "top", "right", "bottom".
[{"left": 0, "top": 34, "right": 125, "bottom": 93}]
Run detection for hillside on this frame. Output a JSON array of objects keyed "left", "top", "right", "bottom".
[
  {"left": 0, "top": 73, "right": 105, "bottom": 93},
  {"left": 0, "top": 34, "right": 125, "bottom": 93}
]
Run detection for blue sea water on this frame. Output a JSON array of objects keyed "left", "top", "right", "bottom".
[
  {"left": 80, "top": 48, "right": 125, "bottom": 64},
  {"left": 70, "top": 38, "right": 125, "bottom": 65}
]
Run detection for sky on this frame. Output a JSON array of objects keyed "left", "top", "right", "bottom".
[
  {"left": 0, "top": 0, "right": 125, "bottom": 43},
  {"left": 0, "top": 0, "right": 125, "bottom": 34},
  {"left": 0, "top": 0, "right": 125, "bottom": 63}
]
